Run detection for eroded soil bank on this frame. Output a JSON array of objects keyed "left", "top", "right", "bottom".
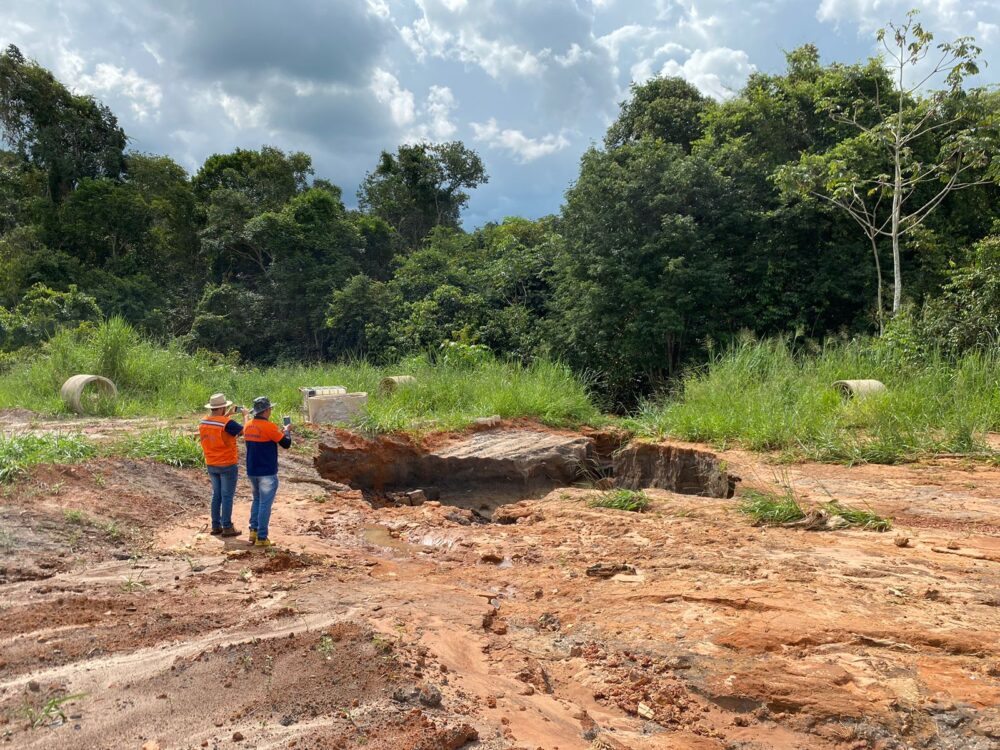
[
  {"left": 1, "top": 415, "right": 999, "bottom": 749},
  {"left": 313, "top": 426, "right": 738, "bottom": 503}
]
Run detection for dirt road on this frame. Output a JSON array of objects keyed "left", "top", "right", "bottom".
[{"left": 1, "top": 417, "right": 998, "bottom": 749}]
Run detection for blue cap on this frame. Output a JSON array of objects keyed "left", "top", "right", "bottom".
[{"left": 251, "top": 396, "right": 272, "bottom": 415}]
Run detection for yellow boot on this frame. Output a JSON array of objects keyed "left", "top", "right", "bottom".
[
  {"left": 248, "top": 530, "right": 257, "bottom": 545},
  {"left": 255, "top": 538, "right": 275, "bottom": 548}
]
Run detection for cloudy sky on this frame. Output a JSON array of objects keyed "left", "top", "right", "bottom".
[{"left": 2, "top": 0, "right": 998, "bottom": 227}]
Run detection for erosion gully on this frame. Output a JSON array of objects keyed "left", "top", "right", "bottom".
[{"left": 1, "top": 414, "right": 999, "bottom": 749}]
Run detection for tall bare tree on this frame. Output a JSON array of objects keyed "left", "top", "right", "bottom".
[{"left": 778, "top": 10, "right": 1000, "bottom": 327}]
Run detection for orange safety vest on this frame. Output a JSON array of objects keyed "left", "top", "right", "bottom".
[{"left": 199, "top": 415, "right": 239, "bottom": 467}]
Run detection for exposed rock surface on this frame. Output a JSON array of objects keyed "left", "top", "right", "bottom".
[
  {"left": 315, "top": 428, "right": 594, "bottom": 492},
  {"left": 613, "top": 441, "right": 739, "bottom": 498},
  {"left": 316, "top": 428, "right": 737, "bottom": 500}
]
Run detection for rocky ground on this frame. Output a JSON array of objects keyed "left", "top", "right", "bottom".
[{"left": 1, "top": 415, "right": 999, "bottom": 749}]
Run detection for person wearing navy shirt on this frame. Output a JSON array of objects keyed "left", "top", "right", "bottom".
[{"left": 243, "top": 396, "right": 291, "bottom": 547}]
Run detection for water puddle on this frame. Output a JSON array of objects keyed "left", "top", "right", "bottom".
[{"left": 362, "top": 525, "right": 418, "bottom": 553}]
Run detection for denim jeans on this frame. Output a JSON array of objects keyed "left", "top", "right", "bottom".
[
  {"left": 248, "top": 475, "right": 279, "bottom": 540},
  {"left": 207, "top": 464, "right": 239, "bottom": 529}
]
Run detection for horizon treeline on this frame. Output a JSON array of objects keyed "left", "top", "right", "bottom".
[{"left": 1, "top": 17, "right": 999, "bottom": 404}]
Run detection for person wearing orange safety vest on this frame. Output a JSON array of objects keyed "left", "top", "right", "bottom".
[{"left": 199, "top": 393, "right": 245, "bottom": 537}]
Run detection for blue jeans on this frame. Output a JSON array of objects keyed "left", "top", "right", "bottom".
[
  {"left": 248, "top": 475, "right": 279, "bottom": 540},
  {"left": 207, "top": 464, "right": 238, "bottom": 529}
]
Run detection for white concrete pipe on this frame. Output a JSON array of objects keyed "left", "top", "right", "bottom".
[
  {"left": 832, "top": 379, "right": 887, "bottom": 399},
  {"left": 60, "top": 374, "right": 118, "bottom": 414},
  {"left": 379, "top": 375, "right": 416, "bottom": 394}
]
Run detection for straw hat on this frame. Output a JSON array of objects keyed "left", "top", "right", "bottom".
[{"left": 204, "top": 393, "right": 234, "bottom": 410}]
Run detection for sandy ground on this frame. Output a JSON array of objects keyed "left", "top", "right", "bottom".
[{"left": 1, "top": 416, "right": 999, "bottom": 749}]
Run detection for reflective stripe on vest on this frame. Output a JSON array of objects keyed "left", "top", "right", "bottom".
[{"left": 199, "top": 417, "right": 238, "bottom": 466}]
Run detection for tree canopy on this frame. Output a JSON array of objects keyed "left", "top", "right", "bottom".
[{"left": 0, "top": 19, "right": 997, "bottom": 403}]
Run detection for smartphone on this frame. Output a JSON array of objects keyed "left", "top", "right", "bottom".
[{"left": 282, "top": 416, "right": 291, "bottom": 427}]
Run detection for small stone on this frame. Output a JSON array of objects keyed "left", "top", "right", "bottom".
[
  {"left": 637, "top": 702, "right": 655, "bottom": 720},
  {"left": 232, "top": 731, "right": 244, "bottom": 742},
  {"left": 894, "top": 535, "right": 910, "bottom": 548},
  {"left": 418, "top": 684, "right": 442, "bottom": 707},
  {"left": 486, "top": 696, "right": 497, "bottom": 708},
  {"left": 27, "top": 680, "right": 40, "bottom": 692}
]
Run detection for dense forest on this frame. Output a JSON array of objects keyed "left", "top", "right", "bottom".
[{"left": 1, "top": 17, "right": 999, "bottom": 405}]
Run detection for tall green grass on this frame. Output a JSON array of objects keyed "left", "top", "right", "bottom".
[
  {"left": 630, "top": 337, "right": 1000, "bottom": 463},
  {"left": 0, "top": 434, "right": 95, "bottom": 482},
  {"left": 0, "top": 319, "right": 601, "bottom": 432}
]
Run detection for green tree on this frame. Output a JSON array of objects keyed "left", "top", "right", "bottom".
[
  {"left": 548, "top": 139, "right": 736, "bottom": 401},
  {"left": 325, "top": 274, "right": 398, "bottom": 360},
  {"left": 0, "top": 282, "right": 101, "bottom": 351},
  {"left": 777, "top": 11, "right": 1000, "bottom": 319},
  {"left": 605, "top": 76, "right": 712, "bottom": 152},
  {"left": 0, "top": 45, "right": 127, "bottom": 201},
  {"left": 358, "top": 141, "right": 487, "bottom": 248},
  {"left": 923, "top": 234, "right": 1000, "bottom": 353}
]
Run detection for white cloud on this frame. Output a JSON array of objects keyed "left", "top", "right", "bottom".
[
  {"left": 76, "top": 63, "right": 163, "bottom": 120},
  {"left": 597, "top": 24, "right": 655, "bottom": 63},
  {"left": 400, "top": 1, "right": 545, "bottom": 79},
  {"left": 406, "top": 84, "right": 459, "bottom": 142},
  {"left": 660, "top": 47, "right": 755, "bottom": 100},
  {"left": 817, "top": 0, "right": 994, "bottom": 36},
  {"left": 456, "top": 31, "right": 544, "bottom": 78},
  {"left": 365, "top": 0, "right": 391, "bottom": 20},
  {"left": 630, "top": 41, "right": 689, "bottom": 83},
  {"left": 370, "top": 67, "right": 416, "bottom": 127},
  {"left": 470, "top": 118, "right": 569, "bottom": 162},
  {"left": 212, "top": 86, "right": 265, "bottom": 129}
]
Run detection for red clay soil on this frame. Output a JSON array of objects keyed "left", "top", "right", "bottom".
[{"left": 1, "top": 418, "right": 1000, "bottom": 749}]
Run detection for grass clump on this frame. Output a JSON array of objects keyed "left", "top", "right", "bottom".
[
  {"left": 738, "top": 489, "right": 892, "bottom": 531},
  {"left": 630, "top": 337, "right": 1000, "bottom": 464},
  {"left": 112, "top": 430, "right": 205, "bottom": 468},
  {"left": 590, "top": 488, "right": 650, "bottom": 512},
  {"left": 0, "top": 433, "right": 95, "bottom": 482},
  {"left": 737, "top": 489, "right": 805, "bottom": 525},
  {"left": 23, "top": 693, "right": 87, "bottom": 729},
  {"left": 821, "top": 501, "right": 893, "bottom": 532}
]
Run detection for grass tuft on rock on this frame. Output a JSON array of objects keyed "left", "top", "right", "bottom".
[
  {"left": 737, "top": 489, "right": 805, "bottom": 525},
  {"left": 738, "top": 489, "right": 892, "bottom": 531},
  {"left": 821, "top": 501, "right": 893, "bottom": 532},
  {"left": 590, "top": 488, "right": 650, "bottom": 512}
]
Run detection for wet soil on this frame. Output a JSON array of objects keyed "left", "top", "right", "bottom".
[{"left": 1, "top": 416, "right": 999, "bottom": 748}]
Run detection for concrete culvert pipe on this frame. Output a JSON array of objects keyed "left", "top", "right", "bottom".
[
  {"left": 379, "top": 375, "right": 416, "bottom": 394},
  {"left": 832, "top": 379, "right": 886, "bottom": 399},
  {"left": 60, "top": 374, "right": 118, "bottom": 414}
]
